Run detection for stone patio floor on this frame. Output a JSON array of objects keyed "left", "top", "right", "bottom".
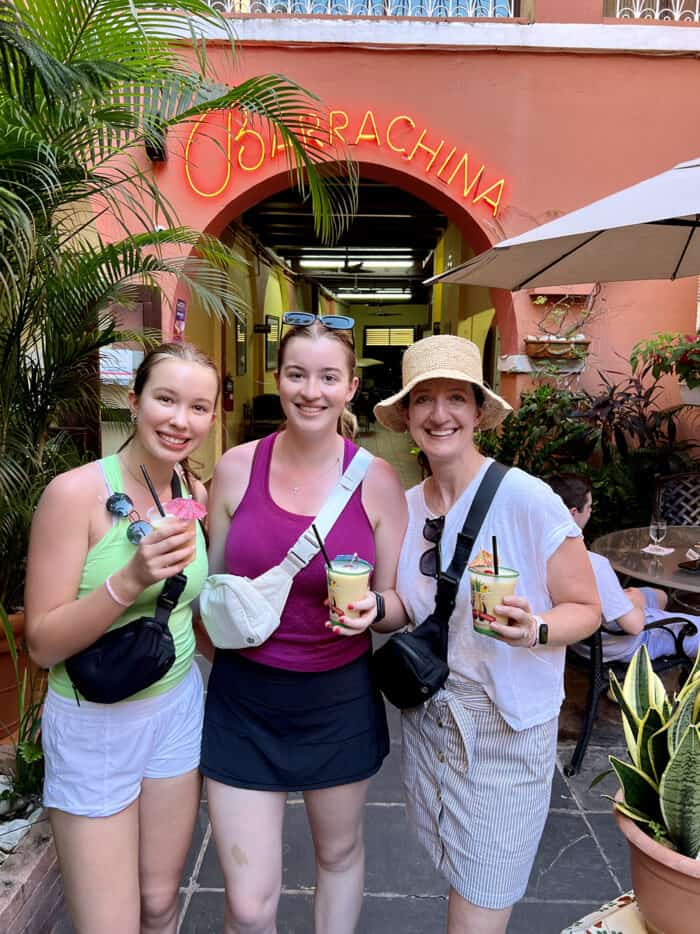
[{"left": 52, "top": 426, "right": 656, "bottom": 933}]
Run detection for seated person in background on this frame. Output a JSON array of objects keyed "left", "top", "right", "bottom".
[{"left": 548, "top": 475, "right": 699, "bottom": 662}]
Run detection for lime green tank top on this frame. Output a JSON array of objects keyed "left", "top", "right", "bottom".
[{"left": 48, "top": 455, "right": 208, "bottom": 702}]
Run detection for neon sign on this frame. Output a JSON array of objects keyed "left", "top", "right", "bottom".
[{"left": 183, "top": 108, "right": 506, "bottom": 217}]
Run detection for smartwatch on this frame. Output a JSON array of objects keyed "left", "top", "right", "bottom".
[
  {"left": 531, "top": 615, "right": 549, "bottom": 647},
  {"left": 372, "top": 591, "right": 386, "bottom": 624}
]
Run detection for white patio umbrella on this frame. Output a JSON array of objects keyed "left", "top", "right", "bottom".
[{"left": 427, "top": 157, "right": 700, "bottom": 290}]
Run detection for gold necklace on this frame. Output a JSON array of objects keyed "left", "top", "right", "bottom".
[{"left": 289, "top": 456, "right": 341, "bottom": 495}]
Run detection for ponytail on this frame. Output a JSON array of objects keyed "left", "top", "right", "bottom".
[{"left": 338, "top": 406, "right": 358, "bottom": 440}]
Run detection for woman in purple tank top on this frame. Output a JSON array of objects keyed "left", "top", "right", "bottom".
[{"left": 201, "top": 316, "right": 408, "bottom": 934}]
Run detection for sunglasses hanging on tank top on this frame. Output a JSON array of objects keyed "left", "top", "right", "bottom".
[{"left": 65, "top": 470, "right": 190, "bottom": 704}]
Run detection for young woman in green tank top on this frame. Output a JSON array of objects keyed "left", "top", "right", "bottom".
[{"left": 24, "top": 343, "right": 219, "bottom": 934}]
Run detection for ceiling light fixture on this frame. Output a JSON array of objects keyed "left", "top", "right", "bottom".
[
  {"left": 300, "top": 259, "right": 414, "bottom": 270},
  {"left": 335, "top": 291, "right": 412, "bottom": 301},
  {"left": 298, "top": 260, "right": 344, "bottom": 269},
  {"left": 362, "top": 260, "right": 414, "bottom": 270}
]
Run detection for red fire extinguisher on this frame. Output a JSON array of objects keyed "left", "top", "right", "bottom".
[{"left": 222, "top": 373, "right": 234, "bottom": 412}]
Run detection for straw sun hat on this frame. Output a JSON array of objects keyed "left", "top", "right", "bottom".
[{"left": 373, "top": 334, "right": 512, "bottom": 433}]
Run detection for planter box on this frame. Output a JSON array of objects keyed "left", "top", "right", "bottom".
[
  {"left": 679, "top": 382, "right": 700, "bottom": 406},
  {"left": 0, "top": 816, "right": 65, "bottom": 934},
  {"left": 525, "top": 338, "right": 591, "bottom": 360},
  {"left": 614, "top": 795, "right": 700, "bottom": 934},
  {"left": 1, "top": 614, "right": 27, "bottom": 741},
  {"left": 1, "top": 613, "right": 44, "bottom": 743}
]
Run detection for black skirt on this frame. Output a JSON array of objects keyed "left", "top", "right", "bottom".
[{"left": 200, "top": 651, "right": 390, "bottom": 791}]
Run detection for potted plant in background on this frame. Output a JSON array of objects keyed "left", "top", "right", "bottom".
[
  {"left": 0, "top": 607, "right": 44, "bottom": 825},
  {"left": 524, "top": 287, "right": 601, "bottom": 361},
  {"left": 601, "top": 645, "right": 700, "bottom": 934},
  {"left": 631, "top": 331, "right": 700, "bottom": 405}
]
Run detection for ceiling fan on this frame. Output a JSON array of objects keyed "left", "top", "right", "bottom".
[{"left": 341, "top": 248, "right": 363, "bottom": 274}]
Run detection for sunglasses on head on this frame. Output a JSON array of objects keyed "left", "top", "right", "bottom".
[
  {"left": 419, "top": 515, "right": 444, "bottom": 578},
  {"left": 282, "top": 312, "right": 354, "bottom": 331},
  {"left": 106, "top": 492, "right": 152, "bottom": 545}
]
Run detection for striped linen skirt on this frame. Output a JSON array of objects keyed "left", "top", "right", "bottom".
[{"left": 401, "top": 677, "right": 557, "bottom": 910}]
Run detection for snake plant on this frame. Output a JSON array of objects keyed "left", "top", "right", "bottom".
[{"left": 607, "top": 645, "right": 700, "bottom": 860}]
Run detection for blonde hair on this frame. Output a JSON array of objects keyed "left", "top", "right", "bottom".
[{"left": 277, "top": 322, "right": 358, "bottom": 440}]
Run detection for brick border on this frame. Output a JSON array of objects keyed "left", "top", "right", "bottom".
[{"left": 0, "top": 816, "right": 65, "bottom": 934}]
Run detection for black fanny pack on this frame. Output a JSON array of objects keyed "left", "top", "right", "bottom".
[
  {"left": 65, "top": 572, "right": 186, "bottom": 704},
  {"left": 371, "top": 462, "right": 509, "bottom": 710},
  {"left": 65, "top": 471, "right": 189, "bottom": 704}
]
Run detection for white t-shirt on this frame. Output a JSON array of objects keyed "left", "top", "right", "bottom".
[
  {"left": 397, "top": 459, "right": 582, "bottom": 730},
  {"left": 576, "top": 552, "right": 642, "bottom": 661}
]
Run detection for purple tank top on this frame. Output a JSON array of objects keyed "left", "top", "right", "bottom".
[{"left": 225, "top": 433, "right": 375, "bottom": 671}]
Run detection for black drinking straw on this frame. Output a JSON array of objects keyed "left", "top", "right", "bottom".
[
  {"left": 311, "top": 524, "right": 332, "bottom": 569},
  {"left": 492, "top": 535, "right": 500, "bottom": 576},
  {"left": 140, "top": 464, "right": 166, "bottom": 516}
]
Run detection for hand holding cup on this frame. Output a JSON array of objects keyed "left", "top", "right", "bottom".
[
  {"left": 324, "top": 555, "right": 374, "bottom": 637},
  {"left": 487, "top": 595, "right": 537, "bottom": 648}
]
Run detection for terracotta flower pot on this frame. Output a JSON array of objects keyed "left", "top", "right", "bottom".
[
  {"left": 525, "top": 338, "right": 591, "bottom": 360},
  {"left": 614, "top": 793, "right": 700, "bottom": 934},
  {"left": 0, "top": 612, "right": 32, "bottom": 742}
]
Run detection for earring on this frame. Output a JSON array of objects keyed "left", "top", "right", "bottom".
[{"left": 130, "top": 412, "right": 138, "bottom": 425}]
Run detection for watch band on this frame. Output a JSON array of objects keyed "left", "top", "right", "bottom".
[
  {"left": 531, "top": 614, "right": 549, "bottom": 647},
  {"left": 372, "top": 591, "right": 386, "bottom": 623}
]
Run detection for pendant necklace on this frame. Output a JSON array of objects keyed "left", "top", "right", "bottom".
[{"left": 290, "top": 456, "right": 341, "bottom": 495}]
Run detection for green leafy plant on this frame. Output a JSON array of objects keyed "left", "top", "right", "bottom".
[
  {"left": 631, "top": 332, "right": 700, "bottom": 390},
  {"left": 478, "top": 363, "right": 697, "bottom": 538},
  {"left": 476, "top": 384, "right": 593, "bottom": 476},
  {"left": 0, "top": 604, "right": 45, "bottom": 810},
  {"left": 605, "top": 644, "right": 700, "bottom": 859},
  {"left": 0, "top": 0, "right": 357, "bottom": 610}
]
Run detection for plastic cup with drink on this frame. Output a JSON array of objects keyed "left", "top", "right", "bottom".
[
  {"left": 146, "top": 505, "right": 177, "bottom": 530},
  {"left": 469, "top": 539, "right": 519, "bottom": 639},
  {"left": 470, "top": 567, "right": 520, "bottom": 638},
  {"left": 326, "top": 554, "right": 373, "bottom": 629}
]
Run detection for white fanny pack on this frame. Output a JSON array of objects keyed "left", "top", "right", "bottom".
[{"left": 199, "top": 447, "right": 373, "bottom": 650}]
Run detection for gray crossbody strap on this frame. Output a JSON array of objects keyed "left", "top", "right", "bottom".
[{"left": 279, "top": 447, "right": 374, "bottom": 576}]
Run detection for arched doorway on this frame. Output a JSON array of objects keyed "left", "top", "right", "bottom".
[{"left": 175, "top": 157, "right": 515, "bottom": 468}]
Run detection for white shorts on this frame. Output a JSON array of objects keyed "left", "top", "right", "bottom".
[{"left": 43, "top": 663, "right": 204, "bottom": 818}]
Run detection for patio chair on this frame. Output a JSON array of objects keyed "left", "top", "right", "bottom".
[
  {"left": 654, "top": 470, "right": 700, "bottom": 612},
  {"left": 654, "top": 470, "right": 700, "bottom": 527},
  {"left": 243, "top": 393, "right": 284, "bottom": 441},
  {"left": 564, "top": 615, "right": 697, "bottom": 777}
]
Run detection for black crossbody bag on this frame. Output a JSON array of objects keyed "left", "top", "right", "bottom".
[
  {"left": 371, "top": 462, "right": 509, "bottom": 710},
  {"left": 65, "top": 472, "right": 189, "bottom": 704}
]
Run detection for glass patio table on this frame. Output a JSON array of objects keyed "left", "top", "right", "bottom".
[{"left": 591, "top": 526, "right": 700, "bottom": 594}]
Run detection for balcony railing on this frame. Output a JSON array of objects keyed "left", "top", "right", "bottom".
[
  {"left": 610, "top": 1, "right": 700, "bottom": 20},
  {"left": 207, "top": 0, "right": 517, "bottom": 16}
]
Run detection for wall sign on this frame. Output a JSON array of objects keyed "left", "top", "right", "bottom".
[{"left": 184, "top": 108, "right": 506, "bottom": 217}]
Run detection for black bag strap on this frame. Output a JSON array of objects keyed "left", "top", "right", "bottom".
[
  {"left": 433, "top": 461, "right": 510, "bottom": 627},
  {"left": 154, "top": 571, "right": 187, "bottom": 627},
  {"left": 146, "top": 469, "right": 188, "bottom": 627}
]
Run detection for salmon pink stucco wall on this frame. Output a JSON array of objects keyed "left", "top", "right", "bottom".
[{"left": 102, "top": 39, "right": 700, "bottom": 410}]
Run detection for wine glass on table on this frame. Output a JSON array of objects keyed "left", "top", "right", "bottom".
[{"left": 649, "top": 516, "right": 667, "bottom": 552}]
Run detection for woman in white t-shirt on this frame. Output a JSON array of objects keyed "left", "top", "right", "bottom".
[{"left": 373, "top": 335, "right": 600, "bottom": 934}]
